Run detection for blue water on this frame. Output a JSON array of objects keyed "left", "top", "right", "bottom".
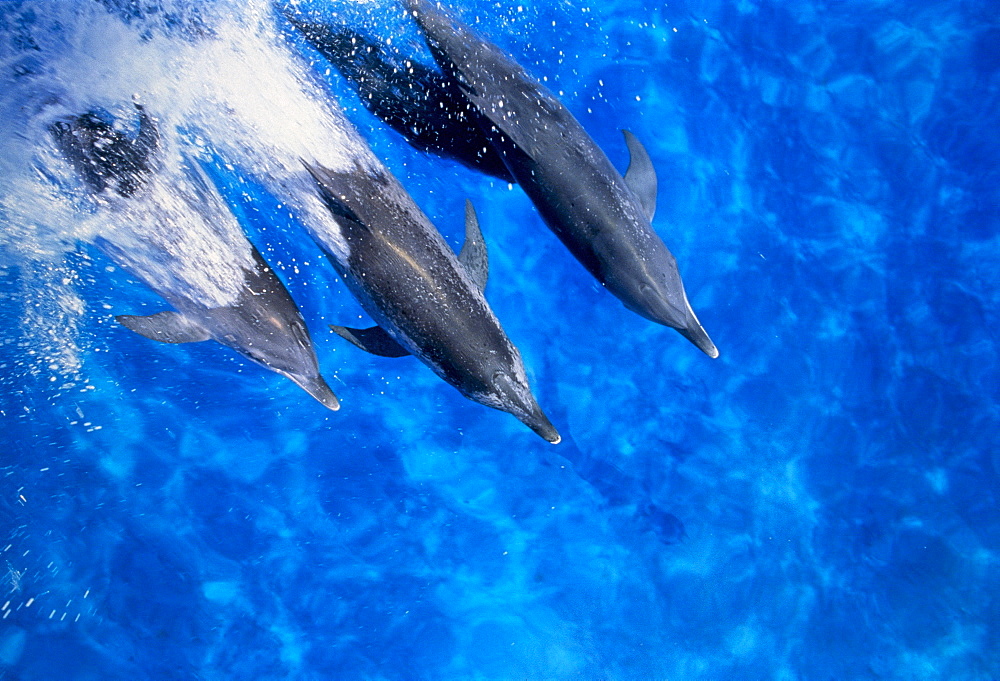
[{"left": 2, "top": 0, "right": 998, "bottom": 679}]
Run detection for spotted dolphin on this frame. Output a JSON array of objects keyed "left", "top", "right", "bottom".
[
  {"left": 283, "top": 16, "right": 512, "bottom": 182},
  {"left": 302, "top": 158, "right": 560, "bottom": 443},
  {"left": 50, "top": 104, "right": 340, "bottom": 410},
  {"left": 398, "top": 0, "right": 718, "bottom": 357}
]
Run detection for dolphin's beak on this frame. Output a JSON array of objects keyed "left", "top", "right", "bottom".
[
  {"left": 289, "top": 373, "right": 341, "bottom": 411},
  {"left": 520, "top": 405, "right": 562, "bottom": 445},
  {"left": 494, "top": 373, "right": 561, "bottom": 444},
  {"left": 620, "top": 279, "right": 719, "bottom": 359},
  {"left": 647, "top": 293, "right": 720, "bottom": 359},
  {"left": 679, "top": 320, "right": 719, "bottom": 359}
]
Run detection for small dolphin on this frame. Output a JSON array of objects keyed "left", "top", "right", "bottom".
[
  {"left": 283, "top": 16, "right": 512, "bottom": 182},
  {"left": 302, "top": 158, "right": 560, "bottom": 443},
  {"left": 50, "top": 104, "right": 340, "bottom": 410},
  {"left": 402, "top": 0, "right": 718, "bottom": 358},
  {"left": 107, "top": 238, "right": 341, "bottom": 413},
  {"left": 49, "top": 103, "right": 160, "bottom": 197}
]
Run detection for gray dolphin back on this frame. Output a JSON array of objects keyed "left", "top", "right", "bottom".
[
  {"left": 115, "top": 240, "right": 342, "bottom": 412},
  {"left": 304, "top": 159, "right": 559, "bottom": 442}
]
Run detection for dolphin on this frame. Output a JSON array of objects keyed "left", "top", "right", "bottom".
[
  {"left": 283, "top": 16, "right": 513, "bottom": 182},
  {"left": 49, "top": 104, "right": 160, "bottom": 197},
  {"left": 399, "top": 0, "right": 718, "bottom": 358},
  {"left": 49, "top": 104, "right": 340, "bottom": 410},
  {"left": 301, "top": 158, "right": 560, "bottom": 443}
]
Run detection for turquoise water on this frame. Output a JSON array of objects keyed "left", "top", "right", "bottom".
[{"left": 1, "top": 0, "right": 998, "bottom": 679}]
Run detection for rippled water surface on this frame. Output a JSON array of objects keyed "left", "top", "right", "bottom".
[{"left": 1, "top": 0, "right": 998, "bottom": 679}]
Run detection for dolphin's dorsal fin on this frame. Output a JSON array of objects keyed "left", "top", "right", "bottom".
[
  {"left": 133, "top": 101, "right": 159, "bottom": 161},
  {"left": 457, "top": 199, "right": 488, "bottom": 292},
  {"left": 115, "top": 311, "right": 212, "bottom": 344},
  {"left": 622, "top": 130, "right": 657, "bottom": 222},
  {"left": 330, "top": 324, "right": 410, "bottom": 357}
]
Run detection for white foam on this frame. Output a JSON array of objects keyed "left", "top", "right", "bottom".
[
  {"left": 0, "top": 0, "right": 374, "bottom": 362},
  {"left": 97, "top": 172, "right": 256, "bottom": 309}
]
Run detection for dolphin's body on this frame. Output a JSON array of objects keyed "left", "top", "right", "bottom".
[
  {"left": 394, "top": 0, "right": 717, "bottom": 357},
  {"left": 302, "top": 158, "right": 560, "bottom": 443},
  {"left": 284, "top": 17, "right": 513, "bottom": 182},
  {"left": 50, "top": 105, "right": 340, "bottom": 410},
  {"left": 49, "top": 106, "right": 160, "bottom": 197}
]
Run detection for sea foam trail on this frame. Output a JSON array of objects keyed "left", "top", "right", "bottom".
[
  {"left": 0, "top": 0, "right": 375, "bottom": 369},
  {"left": 3, "top": 0, "right": 371, "bottom": 249}
]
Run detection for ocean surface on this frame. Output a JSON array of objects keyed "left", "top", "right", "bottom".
[{"left": 1, "top": 0, "right": 998, "bottom": 679}]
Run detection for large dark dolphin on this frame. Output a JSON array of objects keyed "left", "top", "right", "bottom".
[
  {"left": 398, "top": 0, "right": 718, "bottom": 358},
  {"left": 301, "top": 158, "right": 560, "bottom": 443},
  {"left": 50, "top": 104, "right": 340, "bottom": 410},
  {"left": 283, "top": 16, "right": 513, "bottom": 183}
]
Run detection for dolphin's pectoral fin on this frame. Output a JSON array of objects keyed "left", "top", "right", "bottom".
[
  {"left": 458, "top": 199, "right": 489, "bottom": 292},
  {"left": 622, "top": 130, "right": 657, "bottom": 222},
  {"left": 329, "top": 324, "right": 410, "bottom": 358},
  {"left": 115, "top": 311, "right": 212, "bottom": 344}
]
